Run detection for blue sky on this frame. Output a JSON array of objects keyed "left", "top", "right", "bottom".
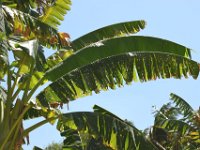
[{"left": 23, "top": 0, "right": 200, "bottom": 149}]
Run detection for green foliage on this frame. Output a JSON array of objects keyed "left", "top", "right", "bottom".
[
  {"left": 0, "top": 0, "right": 199, "bottom": 149},
  {"left": 149, "top": 93, "right": 200, "bottom": 150},
  {"left": 45, "top": 142, "right": 63, "bottom": 150},
  {"left": 0, "top": 5, "right": 8, "bottom": 80},
  {"left": 45, "top": 36, "right": 194, "bottom": 81},
  {"left": 71, "top": 20, "right": 146, "bottom": 51},
  {"left": 40, "top": 0, "right": 71, "bottom": 29},
  {"left": 58, "top": 105, "right": 157, "bottom": 150},
  {"left": 37, "top": 52, "right": 199, "bottom": 107},
  {"left": 3, "top": 5, "right": 70, "bottom": 50},
  {"left": 2, "top": 0, "right": 71, "bottom": 29}
]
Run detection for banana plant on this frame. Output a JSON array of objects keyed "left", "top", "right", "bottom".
[
  {"left": 0, "top": 0, "right": 200, "bottom": 149},
  {"left": 149, "top": 93, "right": 200, "bottom": 150},
  {"left": 57, "top": 105, "right": 158, "bottom": 150}
]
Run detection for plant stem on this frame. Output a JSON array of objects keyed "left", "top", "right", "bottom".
[
  {"left": 9, "top": 121, "right": 21, "bottom": 149},
  {"left": 23, "top": 116, "right": 59, "bottom": 137},
  {"left": 0, "top": 105, "right": 31, "bottom": 150},
  {"left": 6, "top": 66, "right": 12, "bottom": 108},
  {"left": 10, "top": 68, "right": 21, "bottom": 97},
  {"left": 4, "top": 66, "right": 12, "bottom": 124},
  {"left": 11, "top": 87, "right": 21, "bottom": 102}
]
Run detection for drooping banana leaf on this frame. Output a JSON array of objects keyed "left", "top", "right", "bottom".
[
  {"left": 71, "top": 20, "right": 146, "bottom": 51},
  {"left": 57, "top": 105, "right": 157, "bottom": 150},
  {"left": 45, "top": 36, "right": 192, "bottom": 82},
  {"left": 46, "top": 20, "right": 146, "bottom": 70},
  {"left": 3, "top": 5, "right": 70, "bottom": 50},
  {"left": 14, "top": 21, "right": 146, "bottom": 90},
  {"left": 37, "top": 52, "right": 199, "bottom": 107},
  {"left": 36, "top": 36, "right": 199, "bottom": 107}
]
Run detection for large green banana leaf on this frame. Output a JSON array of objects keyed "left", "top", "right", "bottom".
[
  {"left": 37, "top": 52, "right": 199, "bottom": 107},
  {"left": 71, "top": 20, "right": 146, "bottom": 51},
  {"left": 14, "top": 20, "right": 148, "bottom": 89},
  {"left": 58, "top": 105, "right": 158, "bottom": 150},
  {"left": 35, "top": 34, "right": 199, "bottom": 107},
  {"left": 45, "top": 36, "right": 192, "bottom": 81},
  {"left": 18, "top": 21, "right": 147, "bottom": 90},
  {"left": 46, "top": 20, "right": 146, "bottom": 69}
]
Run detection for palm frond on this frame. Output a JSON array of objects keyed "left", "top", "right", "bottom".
[
  {"left": 72, "top": 20, "right": 146, "bottom": 51},
  {"left": 57, "top": 105, "right": 157, "bottom": 150}
]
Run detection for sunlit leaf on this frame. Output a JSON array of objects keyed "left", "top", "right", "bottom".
[
  {"left": 170, "top": 93, "right": 194, "bottom": 118},
  {"left": 45, "top": 36, "right": 192, "bottom": 81},
  {"left": 0, "top": 6, "right": 8, "bottom": 79},
  {"left": 37, "top": 52, "right": 199, "bottom": 107},
  {"left": 40, "top": 0, "right": 71, "bottom": 29},
  {"left": 57, "top": 105, "right": 157, "bottom": 150},
  {"left": 3, "top": 6, "right": 70, "bottom": 50},
  {"left": 72, "top": 20, "right": 146, "bottom": 51}
]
